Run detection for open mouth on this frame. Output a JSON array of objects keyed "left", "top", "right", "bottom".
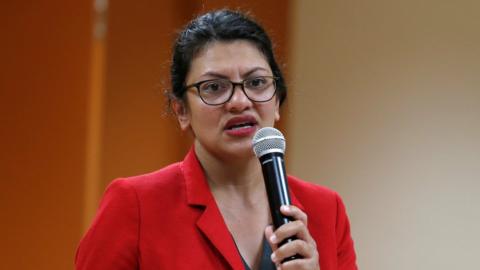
[
  {"left": 226, "top": 122, "right": 255, "bottom": 130},
  {"left": 225, "top": 116, "right": 258, "bottom": 132}
]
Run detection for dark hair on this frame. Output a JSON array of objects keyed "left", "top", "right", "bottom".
[{"left": 170, "top": 9, "right": 287, "bottom": 105}]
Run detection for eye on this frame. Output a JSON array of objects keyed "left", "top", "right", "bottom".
[
  {"left": 245, "top": 77, "right": 269, "bottom": 90},
  {"left": 200, "top": 79, "right": 230, "bottom": 93}
]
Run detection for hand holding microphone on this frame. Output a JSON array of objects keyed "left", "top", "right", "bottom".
[{"left": 253, "top": 127, "right": 320, "bottom": 269}]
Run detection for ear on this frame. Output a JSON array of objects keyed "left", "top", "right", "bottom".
[
  {"left": 274, "top": 98, "right": 281, "bottom": 122},
  {"left": 172, "top": 99, "right": 191, "bottom": 131}
]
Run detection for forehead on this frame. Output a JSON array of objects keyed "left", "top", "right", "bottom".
[{"left": 187, "top": 40, "right": 271, "bottom": 81}]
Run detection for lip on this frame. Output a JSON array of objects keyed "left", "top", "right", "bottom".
[{"left": 224, "top": 115, "right": 258, "bottom": 136}]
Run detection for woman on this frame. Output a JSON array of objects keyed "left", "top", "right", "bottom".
[{"left": 76, "top": 10, "right": 357, "bottom": 270}]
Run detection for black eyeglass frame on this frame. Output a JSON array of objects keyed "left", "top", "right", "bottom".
[{"left": 183, "top": 76, "right": 278, "bottom": 106}]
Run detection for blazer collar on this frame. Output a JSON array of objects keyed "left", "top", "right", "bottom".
[
  {"left": 183, "top": 147, "right": 211, "bottom": 206},
  {"left": 182, "top": 147, "right": 244, "bottom": 269}
]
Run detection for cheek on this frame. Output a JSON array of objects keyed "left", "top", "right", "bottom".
[
  {"left": 190, "top": 107, "right": 220, "bottom": 130},
  {"left": 261, "top": 100, "right": 280, "bottom": 122}
]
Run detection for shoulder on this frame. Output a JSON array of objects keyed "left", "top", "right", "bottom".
[
  {"left": 108, "top": 161, "right": 185, "bottom": 194},
  {"left": 288, "top": 177, "right": 358, "bottom": 268},
  {"left": 288, "top": 175, "right": 339, "bottom": 205},
  {"left": 287, "top": 175, "right": 348, "bottom": 223}
]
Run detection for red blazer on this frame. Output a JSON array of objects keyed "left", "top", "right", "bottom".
[{"left": 76, "top": 148, "right": 357, "bottom": 270}]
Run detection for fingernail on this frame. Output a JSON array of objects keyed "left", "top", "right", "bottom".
[
  {"left": 270, "top": 234, "right": 277, "bottom": 244},
  {"left": 281, "top": 205, "right": 289, "bottom": 211},
  {"left": 271, "top": 252, "right": 277, "bottom": 263}
]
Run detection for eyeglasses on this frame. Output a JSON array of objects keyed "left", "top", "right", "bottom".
[{"left": 184, "top": 76, "right": 278, "bottom": 106}]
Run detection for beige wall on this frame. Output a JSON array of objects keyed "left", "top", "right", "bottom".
[{"left": 289, "top": 1, "right": 480, "bottom": 269}]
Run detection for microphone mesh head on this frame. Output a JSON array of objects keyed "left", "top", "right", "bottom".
[{"left": 252, "top": 127, "right": 286, "bottom": 157}]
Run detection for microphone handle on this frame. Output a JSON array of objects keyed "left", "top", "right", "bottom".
[{"left": 260, "top": 152, "right": 302, "bottom": 262}]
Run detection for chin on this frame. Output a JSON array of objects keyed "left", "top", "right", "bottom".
[
  {"left": 197, "top": 139, "right": 256, "bottom": 162},
  {"left": 223, "top": 144, "right": 255, "bottom": 160}
]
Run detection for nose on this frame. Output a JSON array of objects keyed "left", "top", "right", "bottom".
[{"left": 225, "top": 84, "right": 252, "bottom": 112}]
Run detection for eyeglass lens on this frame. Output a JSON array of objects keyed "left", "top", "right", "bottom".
[{"left": 198, "top": 76, "right": 276, "bottom": 105}]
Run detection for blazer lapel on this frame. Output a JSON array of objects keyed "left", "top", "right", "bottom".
[
  {"left": 288, "top": 184, "right": 306, "bottom": 212},
  {"left": 183, "top": 148, "right": 244, "bottom": 270},
  {"left": 196, "top": 201, "right": 244, "bottom": 269}
]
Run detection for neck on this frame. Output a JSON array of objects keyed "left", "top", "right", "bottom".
[{"left": 194, "top": 140, "right": 266, "bottom": 205}]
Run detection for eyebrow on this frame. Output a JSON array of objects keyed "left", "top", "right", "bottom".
[
  {"left": 242, "top": 67, "right": 270, "bottom": 77},
  {"left": 200, "top": 67, "right": 270, "bottom": 80}
]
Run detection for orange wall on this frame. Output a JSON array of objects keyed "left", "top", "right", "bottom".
[
  {"left": 0, "top": 1, "right": 93, "bottom": 269},
  {"left": 99, "top": 0, "right": 191, "bottom": 193},
  {"left": 0, "top": 1, "right": 290, "bottom": 269}
]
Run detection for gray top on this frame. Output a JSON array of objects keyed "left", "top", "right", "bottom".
[{"left": 236, "top": 237, "right": 276, "bottom": 270}]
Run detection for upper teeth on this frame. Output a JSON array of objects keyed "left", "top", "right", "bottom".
[{"left": 230, "top": 123, "right": 252, "bottom": 130}]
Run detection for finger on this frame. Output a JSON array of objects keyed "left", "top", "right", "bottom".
[
  {"left": 270, "top": 220, "right": 311, "bottom": 245},
  {"left": 280, "top": 205, "right": 308, "bottom": 226},
  {"left": 264, "top": 225, "right": 278, "bottom": 251},
  {"left": 280, "top": 258, "right": 319, "bottom": 270},
  {"left": 270, "top": 239, "right": 315, "bottom": 265}
]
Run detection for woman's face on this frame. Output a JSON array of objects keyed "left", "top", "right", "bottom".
[{"left": 175, "top": 40, "right": 280, "bottom": 160}]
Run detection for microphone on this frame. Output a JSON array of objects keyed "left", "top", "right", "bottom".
[{"left": 252, "top": 127, "right": 300, "bottom": 261}]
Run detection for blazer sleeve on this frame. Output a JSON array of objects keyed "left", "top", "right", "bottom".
[
  {"left": 75, "top": 179, "right": 140, "bottom": 270},
  {"left": 335, "top": 193, "right": 358, "bottom": 270}
]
